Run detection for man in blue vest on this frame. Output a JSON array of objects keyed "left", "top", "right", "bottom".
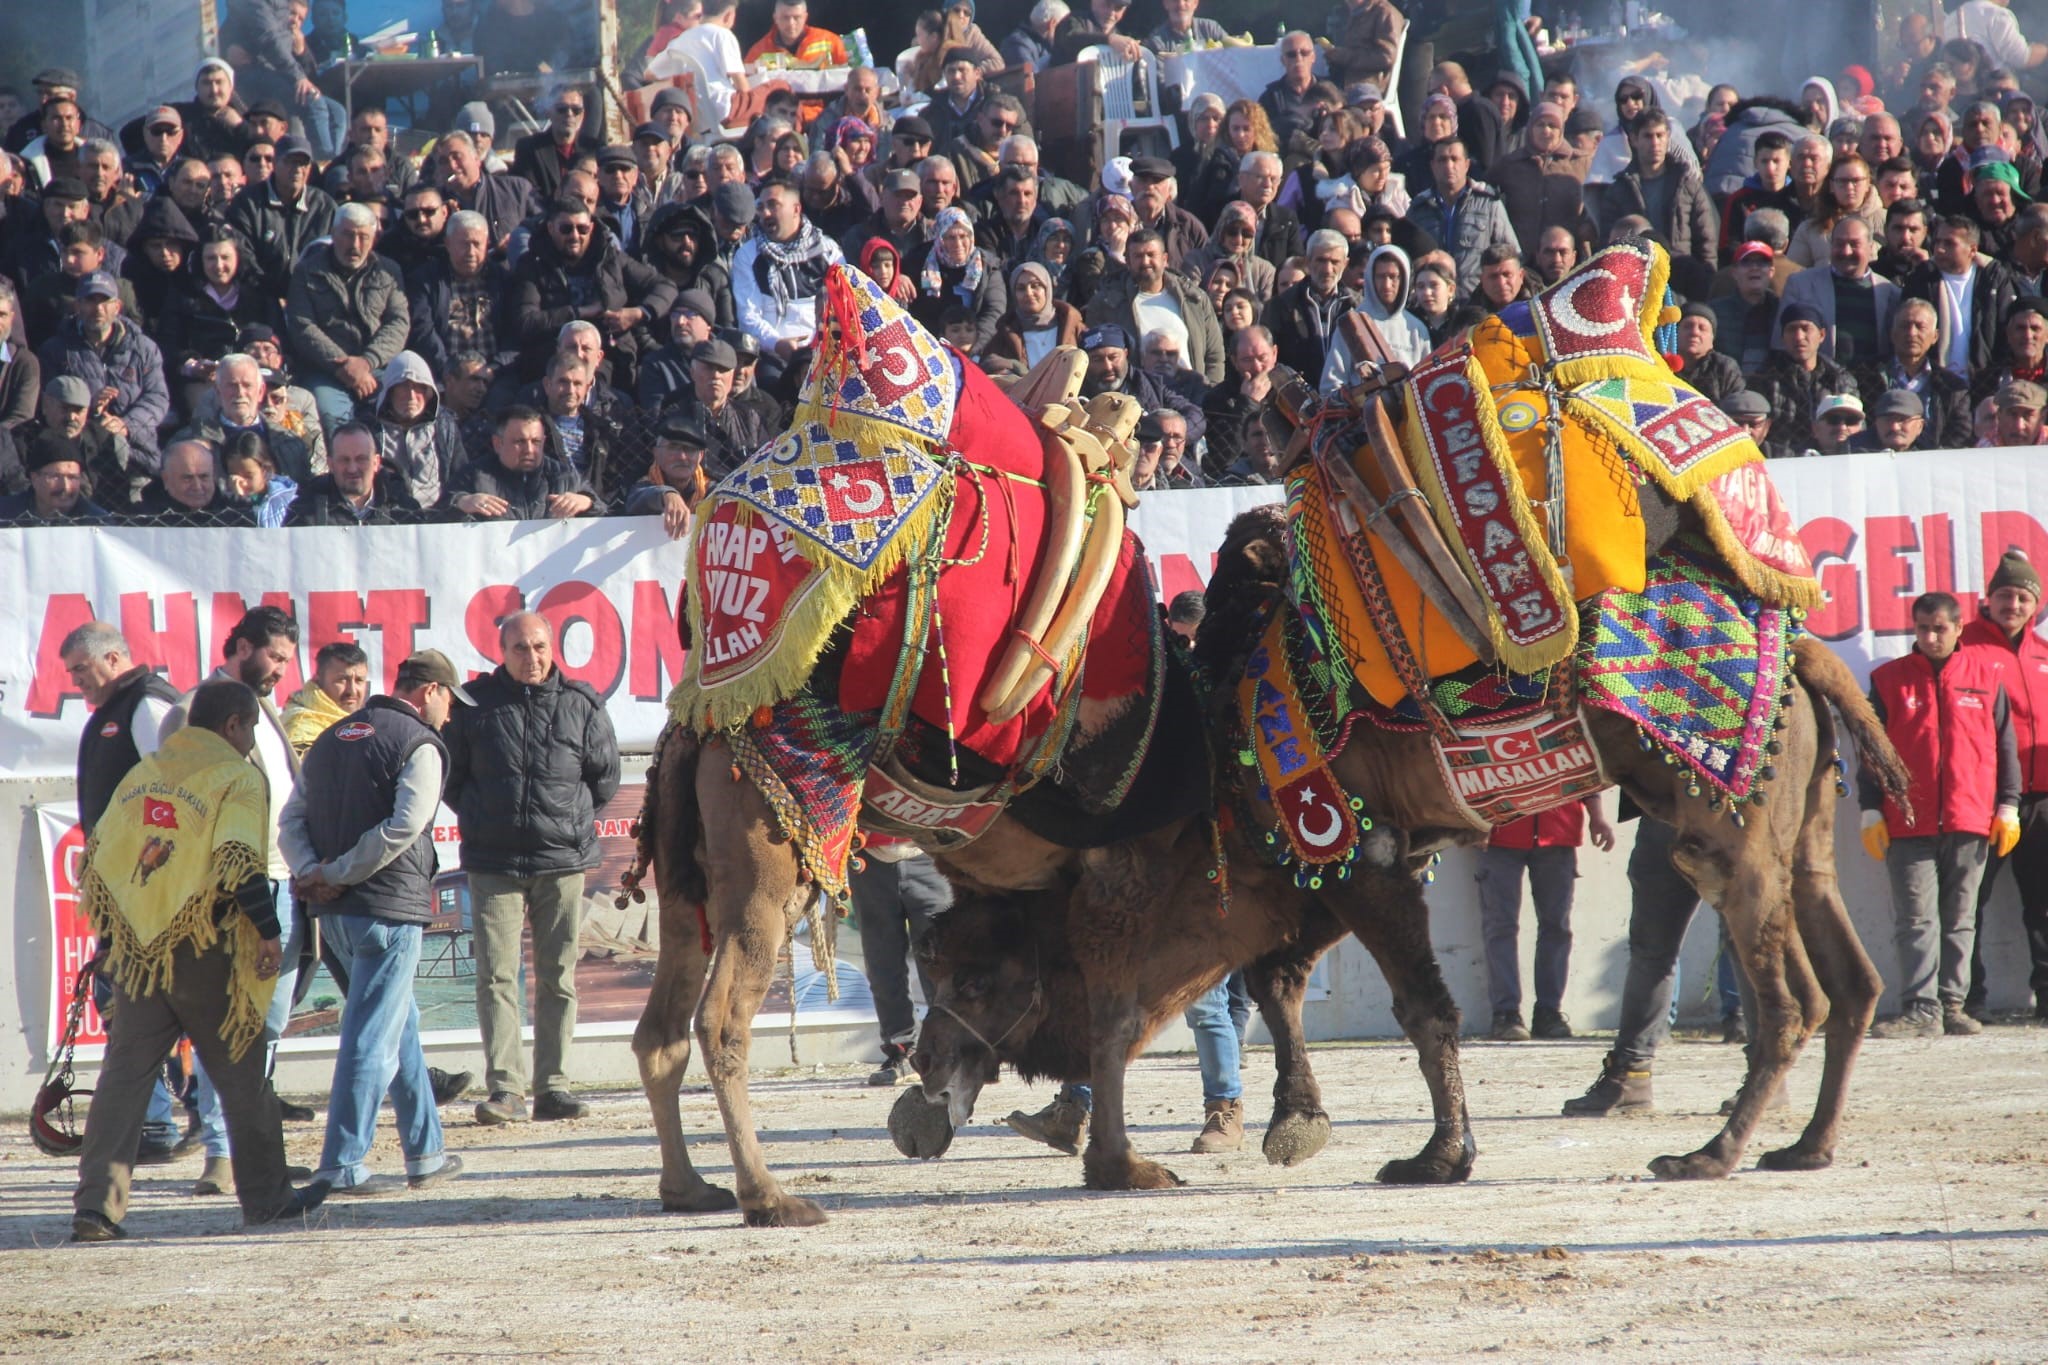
[{"left": 281, "top": 650, "right": 472, "bottom": 1196}]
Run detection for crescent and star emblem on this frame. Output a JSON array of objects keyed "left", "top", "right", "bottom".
[
  {"left": 1293, "top": 788, "right": 1344, "bottom": 849},
  {"left": 875, "top": 343, "right": 921, "bottom": 387},
  {"left": 828, "top": 471, "right": 886, "bottom": 514}
]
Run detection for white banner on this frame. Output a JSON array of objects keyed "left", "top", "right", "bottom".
[
  {"left": 4, "top": 450, "right": 2044, "bottom": 782},
  {"left": 1, "top": 520, "right": 692, "bottom": 780}
]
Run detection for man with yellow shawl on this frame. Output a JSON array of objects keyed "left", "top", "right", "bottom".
[{"left": 71, "top": 679, "right": 330, "bottom": 1242}]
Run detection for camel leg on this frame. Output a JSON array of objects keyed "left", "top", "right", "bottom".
[
  {"left": 1761, "top": 698, "right": 1883, "bottom": 1173},
  {"left": 692, "top": 741, "right": 825, "bottom": 1228},
  {"left": 1244, "top": 905, "right": 1347, "bottom": 1167},
  {"left": 1652, "top": 802, "right": 1827, "bottom": 1181},
  {"left": 1322, "top": 871, "right": 1477, "bottom": 1185},
  {"left": 1078, "top": 981, "right": 1185, "bottom": 1191},
  {"left": 631, "top": 733, "right": 738, "bottom": 1214}
]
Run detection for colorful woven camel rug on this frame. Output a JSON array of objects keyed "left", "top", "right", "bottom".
[{"left": 1576, "top": 535, "right": 1801, "bottom": 808}]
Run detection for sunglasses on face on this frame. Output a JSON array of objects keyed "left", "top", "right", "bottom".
[{"left": 406, "top": 206, "right": 441, "bottom": 219}]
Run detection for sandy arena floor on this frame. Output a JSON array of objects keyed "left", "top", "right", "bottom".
[{"left": 2, "top": 1023, "right": 2044, "bottom": 1362}]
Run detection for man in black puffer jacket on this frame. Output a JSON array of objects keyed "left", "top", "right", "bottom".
[{"left": 442, "top": 611, "right": 620, "bottom": 1127}]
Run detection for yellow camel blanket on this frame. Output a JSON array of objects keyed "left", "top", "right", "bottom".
[{"left": 80, "top": 727, "right": 275, "bottom": 1062}]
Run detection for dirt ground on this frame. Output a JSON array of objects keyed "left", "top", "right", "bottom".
[{"left": 2, "top": 1022, "right": 2045, "bottom": 1363}]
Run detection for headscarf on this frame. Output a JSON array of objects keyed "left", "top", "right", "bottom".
[
  {"left": 1025, "top": 215, "right": 1075, "bottom": 288},
  {"left": 1009, "top": 261, "right": 1055, "bottom": 327},
  {"left": 922, "top": 206, "right": 985, "bottom": 298},
  {"left": 833, "top": 117, "right": 876, "bottom": 164},
  {"left": 1802, "top": 77, "right": 1841, "bottom": 132}
]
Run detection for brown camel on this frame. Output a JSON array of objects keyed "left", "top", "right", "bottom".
[
  {"left": 1192, "top": 504, "right": 1912, "bottom": 1181},
  {"left": 896, "top": 820, "right": 1482, "bottom": 1190}
]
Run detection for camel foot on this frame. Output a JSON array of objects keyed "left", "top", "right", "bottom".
[
  {"left": 889, "top": 1087, "right": 956, "bottom": 1160},
  {"left": 1082, "top": 1152, "right": 1186, "bottom": 1191},
  {"left": 1262, "top": 1109, "right": 1332, "bottom": 1168},
  {"left": 1648, "top": 1150, "right": 1737, "bottom": 1181},
  {"left": 1757, "top": 1143, "right": 1835, "bottom": 1173},
  {"left": 659, "top": 1181, "right": 739, "bottom": 1214},
  {"left": 1375, "top": 1148, "right": 1474, "bottom": 1186},
  {"left": 742, "top": 1195, "right": 828, "bottom": 1228}
]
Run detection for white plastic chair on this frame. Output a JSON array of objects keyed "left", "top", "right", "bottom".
[
  {"left": 1383, "top": 23, "right": 1410, "bottom": 139},
  {"left": 1080, "top": 43, "right": 1179, "bottom": 168}
]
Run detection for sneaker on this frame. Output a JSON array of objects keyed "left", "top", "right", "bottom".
[
  {"left": 1868, "top": 1003, "right": 1941, "bottom": 1039},
  {"left": 1720, "top": 1012, "right": 1747, "bottom": 1045},
  {"left": 278, "top": 1099, "right": 318, "bottom": 1122},
  {"left": 1488, "top": 1011, "right": 1531, "bottom": 1042},
  {"left": 1005, "top": 1097, "right": 1089, "bottom": 1155},
  {"left": 1531, "top": 1007, "right": 1573, "bottom": 1040},
  {"left": 409, "top": 1154, "right": 465, "bottom": 1190},
  {"left": 70, "top": 1210, "right": 126, "bottom": 1242},
  {"left": 533, "top": 1090, "right": 587, "bottom": 1121},
  {"left": 430, "top": 1067, "right": 474, "bottom": 1106},
  {"left": 867, "top": 1049, "right": 914, "bottom": 1087},
  {"left": 1562, "top": 1052, "right": 1654, "bottom": 1117},
  {"left": 328, "top": 1173, "right": 409, "bottom": 1198},
  {"left": 1942, "top": 1004, "right": 1984, "bottom": 1036},
  {"left": 475, "top": 1091, "right": 529, "bottom": 1125},
  {"left": 1189, "top": 1098, "right": 1245, "bottom": 1154},
  {"left": 193, "top": 1157, "right": 234, "bottom": 1196}
]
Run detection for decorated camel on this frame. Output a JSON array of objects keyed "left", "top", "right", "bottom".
[
  {"left": 906, "top": 239, "right": 1911, "bottom": 1186},
  {"left": 626, "top": 267, "right": 1242, "bottom": 1225}
]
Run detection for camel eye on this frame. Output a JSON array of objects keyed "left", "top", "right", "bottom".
[{"left": 957, "top": 974, "right": 990, "bottom": 1001}]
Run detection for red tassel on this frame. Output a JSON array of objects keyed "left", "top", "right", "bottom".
[
  {"left": 1663, "top": 352, "right": 1686, "bottom": 373},
  {"left": 817, "top": 266, "right": 868, "bottom": 429}
]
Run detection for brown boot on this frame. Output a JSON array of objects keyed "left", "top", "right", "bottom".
[
  {"left": 1942, "top": 1004, "right": 1984, "bottom": 1036},
  {"left": 1562, "top": 1052, "right": 1653, "bottom": 1117},
  {"left": 1005, "top": 1094, "right": 1089, "bottom": 1155},
  {"left": 1190, "top": 1098, "right": 1245, "bottom": 1153}
]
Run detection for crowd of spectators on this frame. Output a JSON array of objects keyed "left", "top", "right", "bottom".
[{"left": 4, "top": 2, "right": 2048, "bottom": 530}]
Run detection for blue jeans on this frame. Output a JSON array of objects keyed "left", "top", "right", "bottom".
[
  {"left": 306, "top": 378, "right": 361, "bottom": 439},
  {"left": 300, "top": 95, "right": 348, "bottom": 160},
  {"left": 195, "top": 886, "right": 301, "bottom": 1157},
  {"left": 315, "top": 914, "right": 446, "bottom": 1187},
  {"left": 1057, "top": 979, "right": 1242, "bottom": 1109}
]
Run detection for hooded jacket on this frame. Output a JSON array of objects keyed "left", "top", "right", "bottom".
[
  {"left": 442, "top": 664, "right": 622, "bottom": 878},
  {"left": 120, "top": 197, "right": 203, "bottom": 327},
  {"left": 37, "top": 315, "right": 170, "bottom": 470},
  {"left": 370, "top": 351, "right": 465, "bottom": 510},
  {"left": 1587, "top": 77, "right": 1701, "bottom": 185},
  {"left": 1703, "top": 98, "right": 1810, "bottom": 199},
  {"left": 1800, "top": 77, "right": 1841, "bottom": 133},
  {"left": 644, "top": 202, "right": 736, "bottom": 326},
  {"left": 1320, "top": 243, "right": 1433, "bottom": 392}
]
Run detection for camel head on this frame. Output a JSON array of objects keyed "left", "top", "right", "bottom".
[
  {"left": 1191, "top": 503, "right": 1291, "bottom": 690},
  {"left": 909, "top": 890, "right": 1077, "bottom": 1133}
]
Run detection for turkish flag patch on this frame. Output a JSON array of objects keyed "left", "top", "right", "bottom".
[{"left": 143, "top": 798, "right": 179, "bottom": 830}]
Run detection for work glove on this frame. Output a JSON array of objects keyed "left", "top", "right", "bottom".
[
  {"left": 1993, "top": 805, "right": 2022, "bottom": 859},
  {"left": 1860, "top": 809, "right": 1890, "bottom": 862}
]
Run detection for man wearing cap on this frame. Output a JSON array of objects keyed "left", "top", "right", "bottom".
[
  {"left": 1324, "top": 0, "right": 1406, "bottom": 92},
  {"left": 1899, "top": 215, "right": 2025, "bottom": 379},
  {"left": 1718, "top": 388, "right": 1795, "bottom": 459},
  {"left": 623, "top": 410, "right": 711, "bottom": 537},
  {"left": 227, "top": 132, "right": 339, "bottom": 299},
  {"left": 648, "top": 86, "right": 693, "bottom": 149},
  {"left": 0, "top": 429, "right": 109, "bottom": 524},
  {"left": 283, "top": 650, "right": 470, "bottom": 1197},
  {"left": 1988, "top": 378, "right": 2046, "bottom": 445},
  {"left": 840, "top": 167, "right": 929, "bottom": 263},
  {"left": 1758, "top": 302, "right": 1861, "bottom": 451},
  {"left": 127, "top": 107, "right": 188, "bottom": 200},
  {"left": 1124, "top": 156, "right": 1208, "bottom": 271},
  {"left": 4, "top": 70, "right": 113, "bottom": 157},
  {"left": 1849, "top": 388, "right": 1928, "bottom": 451},
  {"left": 659, "top": 337, "right": 765, "bottom": 476},
  {"left": 1081, "top": 321, "right": 1205, "bottom": 444},
  {"left": 174, "top": 60, "right": 254, "bottom": 165},
  {"left": 632, "top": 122, "right": 688, "bottom": 209},
  {"left": 37, "top": 271, "right": 168, "bottom": 476},
  {"left": 1673, "top": 303, "right": 1745, "bottom": 402},
  {"left": 444, "top": 613, "right": 620, "bottom": 1127},
  {"left": 1959, "top": 552, "right": 2048, "bottom": 1021},
  {"left": 595, "top": 145, "right": 653, "bottom": 253},
  {"left": 722, "top": 327, "right": 785, "bottom": 431},
  {"left": 18, "top": 374, "right": 131, "bottom": 504},
  {"left": 1710, "top": 241, "right": 1783, "bottom": 377},
  {"left": 1965, "top": 155, "right": 2026, "bottom": 257},
  {"left": 635, "top": 291, "right": 718, "bottom": 408},
  {"left": 924, "top": 49, "right": 990, "bottom": 153},
  {"left": 1775, "top": 216, "right": 1900, "bottom": 369},
  {"left": 1808, "top": 393, "right": 1867, "bottom": 453},
  {"left": 3, "top": 175, "right": 92, "bottom": 288}
]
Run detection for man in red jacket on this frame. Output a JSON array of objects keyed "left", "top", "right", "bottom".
[
  {"left": 1476, "top": 796, "right": 1614, "bottom": 1041},
  {"left": 1961, "top": 552, "right": 2048, "bottom": 1021},
  {"left": 1861, "top": 590, "right": 2021, "bottom": 1039}
]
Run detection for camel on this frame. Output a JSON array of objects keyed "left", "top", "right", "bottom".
[
  {"left": 1190, "top": 502, "right": 1910, "bottom": 1181},
  {"left": 895, "top": 821, "right": 1482, "bottom": 1191}
]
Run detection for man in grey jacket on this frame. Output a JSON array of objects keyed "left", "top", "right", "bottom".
[
  {"left": 286, "top": 203, "right": 411, "bottom": 437},
  {"left": 1599, "top": 109, "right": 1719, "bottom": 296},
  {"left": 1405, "top": 138, "right": 1519, "bottom": 296},
  {"left": 1084, "top": 229, "right": 1227, "bottom": 385}
]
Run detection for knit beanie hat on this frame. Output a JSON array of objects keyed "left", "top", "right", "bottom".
[{"left": 1987, "top": 551, "right": 2042, "bottom": 599}]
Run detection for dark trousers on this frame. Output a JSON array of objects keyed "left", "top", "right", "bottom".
[
  {"left": 75, "top": 940, "right": 289, "bottom": 1225},
  {"left": 1612, "top": 818, "right": 1757, "bottom": 1066},
  {"left": 1475, "top": 844, "right": 1577, "bottom": 1016},
  {"left": 851, "top": 854, "right": 951, "bottom": 1051},
  {"left": 1968, "top": 793, "right": 2048, "bottom": 1010}
]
